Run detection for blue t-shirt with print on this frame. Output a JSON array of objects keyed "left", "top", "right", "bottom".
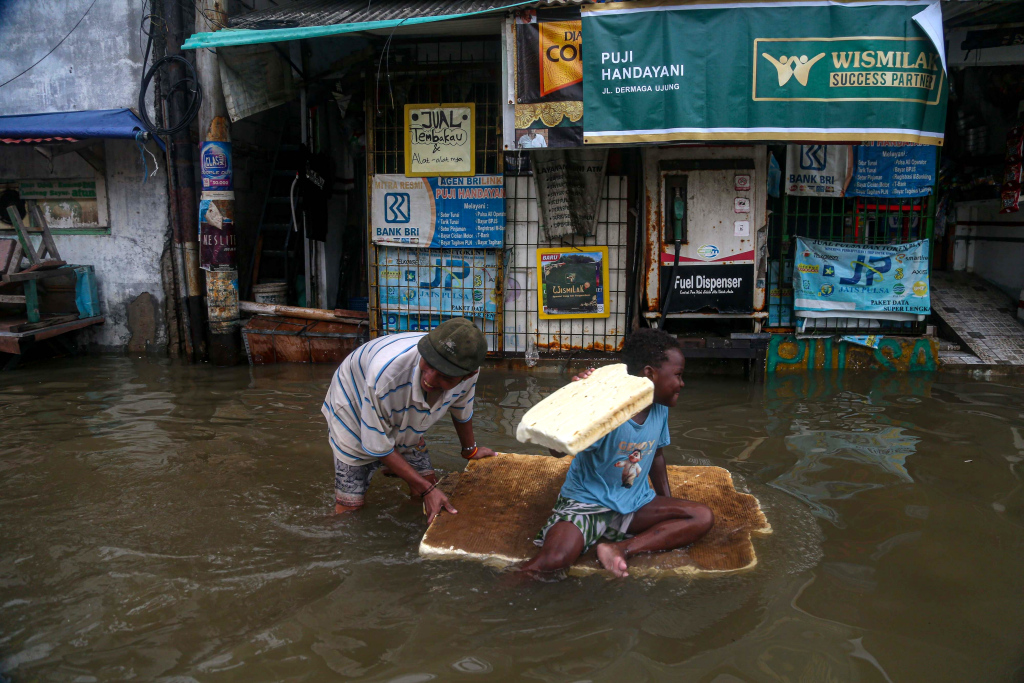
[{"left": 559, "top": 403, "right": 670, "bottom": 514}]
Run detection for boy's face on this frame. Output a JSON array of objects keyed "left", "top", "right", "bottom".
[{"left": 643, "top": 347, "right": 685, "bottom": 407}]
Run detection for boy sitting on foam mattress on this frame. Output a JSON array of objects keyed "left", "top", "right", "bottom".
[{"left": 519, "top": 329, "right": 713, "bottom": 578}]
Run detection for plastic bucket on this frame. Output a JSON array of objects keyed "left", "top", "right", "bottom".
[{"left": 253, "top": 281, "right": 288, "bottom": 305}]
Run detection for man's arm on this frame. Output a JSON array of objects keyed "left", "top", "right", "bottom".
[
  {"left": 381, "top": 449, "right": 456, "bottom": 524},
  {"left": 452, "top": 414, "right": 495, "bottom": 459},
  {"left": 649, "top": 448, "right": 672, "bottom": 498}
]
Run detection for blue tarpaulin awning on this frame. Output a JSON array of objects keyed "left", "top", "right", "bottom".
[{"left": 0, "top": 108, "right": 164, "bottom": 151}]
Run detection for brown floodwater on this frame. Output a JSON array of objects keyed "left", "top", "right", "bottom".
[{"left": 1, "top": 357, "right": 1023, "bottom": 682}]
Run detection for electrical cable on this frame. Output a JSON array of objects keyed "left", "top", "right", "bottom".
[
  {"left": 0, "top": 0, "right": 100, "bottom": 90},
  {"left": 137, "top": 11, "right": 203, "bottom": 137}
]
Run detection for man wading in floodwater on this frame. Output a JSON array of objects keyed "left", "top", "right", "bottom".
[{"left": 322, "top": 317, "right": 495, "bottom": 522}]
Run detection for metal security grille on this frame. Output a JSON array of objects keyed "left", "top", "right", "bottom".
[
  {"left": 504, "top": 174, "right": 630, "bottom": 354},
  {"left": 765, "top": 158, "right": 935, "bottom": 334},
  {"left": 365, "top": 39, "right": 504, "bottom": 350}
]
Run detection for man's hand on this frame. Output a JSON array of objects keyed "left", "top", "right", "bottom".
[
  {"left": 424, "top": 487, "right": 457, "bottom": 524},
  {"left": 465, "top": 446, "right": 496, "bottom": 460}
]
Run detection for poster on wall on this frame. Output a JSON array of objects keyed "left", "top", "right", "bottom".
[
  {"left": 404, "top": 103, "right": 475, "bottom": 177},
  {"left": 581, "top": 1, "right": 947, "bottom": 145},
  {"left": 200, "top": 140, "right": 234, "bottom": 199},
  {"left": 513, "top": 7, "right": 584, "bottom": 149},
  {"left": 785, "top": 145, "right": 852, "bottom": 197},
  {"left": 537, "top": 246, "right": 610, "bottom": 319},
  {"left": 848, "top": 143, "right": 937, "bottom": 198},
  {"left": 533, "top": 148, "right": 608, "bottom": 240},
  {"left": 370, "top": 174, "right": 505, "bottom": 248},
  {"left": 16, "top": 179, "right": 102, "bottom": 228},
  {"left": 199, "top": 199, "right": 236, "bottom": 270},
  {"left": 793, "top": 237, "right": 931, "bottom": 316},
  {"left": 377, "top": 248, "right": 499, "bottom": 320}
]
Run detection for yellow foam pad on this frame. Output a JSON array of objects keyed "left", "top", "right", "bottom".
[{"left": 420, "top": 453, "right": 771, "bottom": 577}]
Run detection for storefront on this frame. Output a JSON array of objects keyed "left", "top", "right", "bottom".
[{"left": 181, "top": 0, "right": 981, "bottom": 370}]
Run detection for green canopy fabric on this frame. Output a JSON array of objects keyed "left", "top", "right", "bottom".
[{"left": 182, "top": 1, "right": 535, "bottom": 50}]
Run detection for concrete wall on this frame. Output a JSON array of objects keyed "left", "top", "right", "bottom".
[
  {"left": 0, "top": 0, "right": 170, "bottom": 352},
  {"left": 0, "top": 0, "right": 147, "bottom": 116},
  {"left": 955, "top": 200, "right": 1024, "bottom": 301},
  {"left": 0, "top": 142, "right": 170, "bottom": 351}
]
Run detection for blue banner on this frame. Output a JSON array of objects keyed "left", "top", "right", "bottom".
[
  {"left": 849, "top": 143, "right": 936, "bottom": 198},
  {"left": 370, "top": 174, "right": 505, "bottom": 248},
  {"left": 376, "top": 248, "right": 499, "bottom": 319},
  {"left": 793, "top": 237, "right": 931, "bottom": 315}
]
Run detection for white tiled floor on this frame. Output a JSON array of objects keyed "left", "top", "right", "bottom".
[{"left": 932, "top": 272, "right": 1024, "bottom": 365}]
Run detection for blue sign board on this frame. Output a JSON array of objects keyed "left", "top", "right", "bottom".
[
  {"left": 849, "top": 143, "right": 936, "bottom": 198},
  {"left": 376, "top": 248, "right": 499, "bottom": 319},
  {"left": 793, "top": 237, "right": 931, "bottom": 315},
  {"left": 371, "top": 174, "right": 505, "bottom": 248}
]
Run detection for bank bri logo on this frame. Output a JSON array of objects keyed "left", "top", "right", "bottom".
[{"left": 384, "top": 193, "right": 411, "bottom": 223}]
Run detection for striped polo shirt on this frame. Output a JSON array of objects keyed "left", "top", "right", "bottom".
[{"left": 321, "top": 332, "right": 477, "bottom": 466}]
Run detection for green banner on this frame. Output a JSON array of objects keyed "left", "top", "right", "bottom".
[{"left": 582, "top": 1, "right": 947, "bottom": 145}]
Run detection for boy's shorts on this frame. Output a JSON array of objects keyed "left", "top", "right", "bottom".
[
  {"left": 334, "top": 439, "right": 433, "bottom": 507},
  {"left": 534, "top": 495, "right": 635, "bottom": 553}
]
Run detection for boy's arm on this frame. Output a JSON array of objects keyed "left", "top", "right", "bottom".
[{"left": 650, "top": 448, "right": 672, "bottom": 498}]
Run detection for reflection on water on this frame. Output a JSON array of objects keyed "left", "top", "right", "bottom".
[{"left": 1, "top": 359, "right": 1023, "bottom": 681}]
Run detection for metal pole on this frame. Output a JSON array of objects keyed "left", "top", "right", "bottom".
[
  {"left": 195, "top": 0, "right": 240, "bottom": 365},
  {"left": 163, "top": 0, "right": 206, "bottom": 361}
]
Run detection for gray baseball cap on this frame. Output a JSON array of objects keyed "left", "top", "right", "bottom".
[{"left": 417, "top": 318, "right": 487, "bottom": 377}]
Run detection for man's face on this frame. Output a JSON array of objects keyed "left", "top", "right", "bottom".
[{"left": 419, "top": 358, "right": 476, "bottom": 393}]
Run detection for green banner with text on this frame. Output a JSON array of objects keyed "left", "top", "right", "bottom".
[{"left": 582, "top": 1, "right": 947, "bottom": 145}]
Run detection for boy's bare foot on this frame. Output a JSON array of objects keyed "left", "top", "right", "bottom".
[{"left": 596, "top": 542, "right": 629, "bottom": 578}]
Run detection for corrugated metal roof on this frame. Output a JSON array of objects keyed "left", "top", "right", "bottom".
[{"left": 231, "top": 0, "right": 591, "bottom": 31}]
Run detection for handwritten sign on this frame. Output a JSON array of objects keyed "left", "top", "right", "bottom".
[{"left": 404, "top": 103, "right": 475, "bottom": 177}]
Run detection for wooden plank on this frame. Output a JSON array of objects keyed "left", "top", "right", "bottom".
[
  {"left": 6, "top": 206, "right": 40, "bottom": 265},
  {"left": 0, "top": 295, "right": 27, "bottom": 304},
  {"left": 29, "top": 202, "right": 62, "bottom": 262},
  {"left": 3, "top": 268, "right": 74, "bottom": 283},
  {"left": 18, "top": 314, "right": 79, "bottom": 332},
  {"left": 24, "top": 280, "right": 39, "bottom": 324},
  {"left": 0, "top": 315, "right": 103, "bottom": 341},
  {"left": 0, "top": 239, "right": 15, "bottom": 274}
]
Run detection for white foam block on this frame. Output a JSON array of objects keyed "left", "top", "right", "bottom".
[{"left": 515, "top": 364, "right": 654, "bottom": 455}]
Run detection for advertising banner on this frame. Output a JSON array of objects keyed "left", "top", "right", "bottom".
[
  {"left": 404, "top": 104, "right": 475, "bottom": 177},
  {"left": 537, "top": 247, "right": 610, "bottom": 318},
  {"left": 582, "top": 1, "right": 947, "bottom": 145},
  {"left": 370, "top": 174, "right": 505, "bottom": 248},
  {"left": 793, "top": 237, "right": 931, "bottom": 315},
  {"left": 662, "top": 263, "right": 755, "bottom": 314},
  {"left": 785, "top": 145, "right": 852, "bottom": 197},
  {"left": 849, "top": 142, "right": 937, "bottom": 197},
  {"left": 513, "top": 7, "right": 584, "bottom": 149},
  {"left": 376, "top": 248, "right": 499, "bottom": 320}
]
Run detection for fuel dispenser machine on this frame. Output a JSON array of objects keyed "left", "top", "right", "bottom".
[{"left": 643, "top": 146, "right": 768, "bottom": 328}]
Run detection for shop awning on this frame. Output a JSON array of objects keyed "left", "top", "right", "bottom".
[
  {"left": 0, "top": 109, "right": 164, "bottom": 151},
  {"left": 183, "top": 0, "right": 543, "bottom": 50}
]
